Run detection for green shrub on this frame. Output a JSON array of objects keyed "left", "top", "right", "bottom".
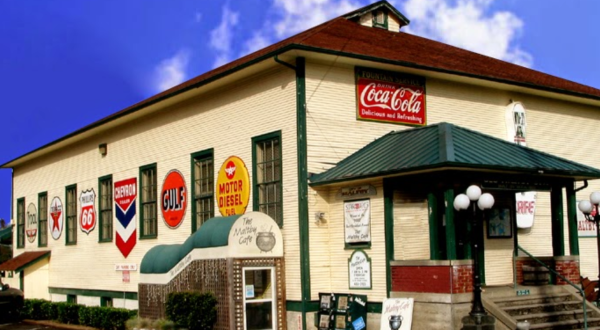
[
  {"left": 166, "top": 291, "right": 217, "bottom": 330},
  {"left": 22, "top": 299, "right": 47, "bottom": 319},
  {"left": 40, "top": 300, "right": 58, "bottom": 320},
  {"left": 55, "top": 302, "right": 81, "bottom": 324}
]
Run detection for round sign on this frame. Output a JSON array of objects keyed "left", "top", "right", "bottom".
[
  {"left": 161, "top": 169, "right": 188, "bottom": 228},
  {"left": 217, "top": 156, "right": 250, "bottom": 216},
  {"left": 49, "top": 197, "right": 64, "bottom": 240},
  {"left": 26, "top": 203, "right": 38, "bottom": 243}
]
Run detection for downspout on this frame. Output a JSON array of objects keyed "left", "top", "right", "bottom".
[{"left": 275, "top": 54, "right": 311, "bottom": 329}]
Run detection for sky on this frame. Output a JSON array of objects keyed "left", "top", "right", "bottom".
[{"left": 1, "top": 0, "right": 599, "bottom": 224}]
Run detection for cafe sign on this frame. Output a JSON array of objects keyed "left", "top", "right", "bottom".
[
  {"left": 356, "top": 67, "right": 426, "bottom": 126},
  {"left": 217, "top": 156, "right": 250, "bottom": 216}
]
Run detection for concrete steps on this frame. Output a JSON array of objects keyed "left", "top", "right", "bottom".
[{"left": 483, "top": 286, "right": 600, "bottom": 330}]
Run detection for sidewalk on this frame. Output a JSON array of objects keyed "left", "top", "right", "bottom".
[{"left": 23, "top": 319, "right": 99, "bottom": 330}]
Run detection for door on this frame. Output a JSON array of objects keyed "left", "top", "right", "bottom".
[{"left": 243, "top": 267, "right": 276, "bottom": 330}]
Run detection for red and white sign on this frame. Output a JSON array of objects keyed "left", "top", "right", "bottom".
[
  {"left": 49, "top": 197, "right": 64, "bottom": 240},
  {"left": 79, "top": 189, "right": 97, "bottom": 234},
  {"left": 161, "top": 170, "right": 187, "bottom": 228},
  {"left": 26, "top": 203, "right": 37, "bottom": 243},
  {"left": 356, "top": 67, "right": 426, "bottom": 126},
  {"left": 122, "top": 270, "right": 130, "bottom": 283},
  {"left": 115, "top": 178, "right": 137, "bottom": 258},
  {"left": 578, "top": 201, "right": 597, "bottom": 237}
]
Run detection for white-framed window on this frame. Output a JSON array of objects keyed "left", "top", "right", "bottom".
[{"left": 243, "top": 267, "right": 276, "bottom": 330}]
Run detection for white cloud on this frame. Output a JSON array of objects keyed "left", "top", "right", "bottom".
[
  {"left": 153, "top": 50, "right": 191, "bottom": 93},
  {"left": 402, "top": 0, "right": 533, "bottom": 67},
  {"left": 209, "top": 6, "right": 240, "bottom": 68}
]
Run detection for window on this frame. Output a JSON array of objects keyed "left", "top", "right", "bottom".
[
  {"left": 67, "top": 294, "right": 77, "bottom": 304},
  {"left": 38, "top": 192, "right": 48, "bottom": 247},
  {"left": 101, "top": 296, "right": 113, "bottom": 307},
  {"left": 17, "top": 198, "right": 25, "bottom": 248},
  {"left": 99, "top": 175, "right": 113, "bottom": 242},
  {"left": 243, "top": 267, "right": 277, "bottom": 329},
  {"left": 253, "top": 132, "right": 282, "bottom": 226},
  {"left": 66, "top": 184, "right": 77, "bottom": 245},
  {"left": 191, "top": 150, "right": 214, "bottom": 233},
  {"left": 372, "top": 10, "right": 388, "bottom": 29},
  {"left": 140, "top": 164, "right": 157, "bottom": 238}
]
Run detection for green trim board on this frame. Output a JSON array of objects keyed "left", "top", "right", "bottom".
[
  {"left": 551, "top": 186, "right": 565, "bottom": 257},
  {"left": 65, "top": 184, "right": 77, "bottom": 246},
  {"left": 139, "top": 163, "right": 158, "bottom": 239},
  {"left": 98, "top": 174, "right": 113, "bottom": 243},
  {"left": 49, "top": 287, "right": 138, "bottom": 300},
  {"left": 383, "top": 179, "right": 394, "bottom": 297},
  {"left": 566, "top": 184, "right": 579, "bottom": 255},
  {"left": 190, "top": 148, "right": 214, "bottom": 234}
]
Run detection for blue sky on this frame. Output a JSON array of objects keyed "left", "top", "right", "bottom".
[{"left": 1, "top": 0, "right": 599, "bottom": 224}]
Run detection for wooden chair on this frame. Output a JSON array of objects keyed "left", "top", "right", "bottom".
[{"left": 581, "top": 277, "right": 598, "bottom": 302}]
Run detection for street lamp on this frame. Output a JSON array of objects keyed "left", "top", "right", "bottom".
[
  {"left": 454, "top": 185, "right": 495, "bottom": 324},
  {"left": 577, "top": 191, "right": 600, "bottom": 305}
]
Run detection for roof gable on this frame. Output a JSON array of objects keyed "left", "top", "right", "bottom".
[{"left": 309, "top": 122, "right": 600, "bottom": 185}]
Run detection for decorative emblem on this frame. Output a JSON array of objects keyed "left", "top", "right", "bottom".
[
  {"left": 115, "top": 178, "right": 137, "bottom": 258},
  {"left": 161, "top": 170, "right": 187, "bottom": 229},
  {"left": 49, "top": 197, "right": 64, "bottom": 240},
  {"left": 26, "top": 203, "right": 37, "bottom": 243},
  {"left": 217, "top": 156, "right": 250, "bottom": 216},
  {"left": 79, "top": 189, "right": 97, "bottom": 234}
]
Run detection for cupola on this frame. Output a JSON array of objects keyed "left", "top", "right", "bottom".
[{"left": 343, "top": 0, "right": 410, "bottom": 32}]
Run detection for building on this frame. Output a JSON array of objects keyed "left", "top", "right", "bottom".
[{"left": 2, "top": 1, "right": 600, "bottom": 329}]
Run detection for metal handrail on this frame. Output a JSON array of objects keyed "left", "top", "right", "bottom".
[{"left": 517, "top": 245, "right": 588, "bottom": 329}]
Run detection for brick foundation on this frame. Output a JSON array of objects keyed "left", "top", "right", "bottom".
[
  {"left": 515, "top": 256, "right": 580, "bottom": 285},
  {"left": 390, "top": 260, "right": 473, "bottom": 294}
]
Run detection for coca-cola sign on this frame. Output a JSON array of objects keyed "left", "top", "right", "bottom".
[{"left": 356, "top": 67, "right": 426, "bottom": 126}]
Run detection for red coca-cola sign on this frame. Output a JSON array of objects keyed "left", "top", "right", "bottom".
[{"left": 356, "top": 67, "right": 426, "bottom": 126}]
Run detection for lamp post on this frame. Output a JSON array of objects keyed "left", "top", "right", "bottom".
[
  {"left": 577, "top": 191, "right": 600, "bottom": 305},
  {"left": 454, "top": 185, "right": 495, "bottom": 324}
]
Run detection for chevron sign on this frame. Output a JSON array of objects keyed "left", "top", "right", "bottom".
[{"left": 115, "top": 178, "right": 137, "bottom": 258}]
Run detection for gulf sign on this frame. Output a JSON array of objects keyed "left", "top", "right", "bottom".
[
  {"left": 161, "top": 170, "right": 187, "bottom": 229},
  {"left": 355, "top": 67, "right": 426, "bottom": 126},
  {"left": 217, "top": 156, "right": 250, "bottom": 216}
]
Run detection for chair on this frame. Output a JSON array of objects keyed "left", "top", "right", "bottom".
[{"left": 581, "top": 277, "right": 598, "bottom": 302}]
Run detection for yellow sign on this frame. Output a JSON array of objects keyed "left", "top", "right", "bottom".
[{"left": 217, "top": 156, "right": 250, "bottom": 216}]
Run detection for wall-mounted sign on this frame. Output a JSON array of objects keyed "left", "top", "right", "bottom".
[
  {"left": 344, "top": 199, "right": 371, "bottom": 244},
  {"left": 336, "top": 184, "right": 377, "bottom": 200},
  {"left": 80, "top": 189, "right": 97, "bottom": 234},
  {"left": 26, "top": 203, "right": 37, "bottom": 243},
  {"left": 114, "top": 263, "right": 137, "bottom": 271},
  {"left": 505, "top": 102, "right": 537, "bottom": 229},
  {"left": 577, "top": 201, "right": 597, "bottom": 237},
  {"left": 49, "top": 197, "right": 64, "bottom": 240},
  {"left": 356, "top": 67, "right": 426, "bottom": 126},
  {"left": 380, "top": 298, "right": 414, "bottom": 330},
  {"left": 217, "top": 156, "right": 250, "bottom": 216},
  {"left": 349, "top": 250, "right": 372, "bottom": 289},
  {"left": 161, "top": 170, "right": 187, "bottom": 229},
  {"left": 115, "top": 178, "right": 137, "bottom": 257}
]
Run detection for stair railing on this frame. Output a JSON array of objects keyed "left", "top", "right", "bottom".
[{"left": 516, "top": 245, "right": 588, "bottom": 329}]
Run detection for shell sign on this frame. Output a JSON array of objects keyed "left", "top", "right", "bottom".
[
  {"left": 161, "top": 170, "right": 187, "bottom": 229},
  {"left": 217, "top": 156, "right": 250, "bottom": 216}
]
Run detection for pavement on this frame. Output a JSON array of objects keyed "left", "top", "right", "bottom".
[{"left": 0, "top": 320, "right": 100, "bottom": 330}]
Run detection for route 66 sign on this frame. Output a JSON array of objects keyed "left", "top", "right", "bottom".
[{"left": 80, "top": 189, "right": 97, "bottom": 234}]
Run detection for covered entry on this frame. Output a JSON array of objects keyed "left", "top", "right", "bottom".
[
  {"left": 310, "top": 122, "right": 600, "bottom": 290},
  {"left": 139, "top": 211, "right": 284, "bottom": 330}
]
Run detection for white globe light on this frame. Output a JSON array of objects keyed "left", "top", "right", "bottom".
[
  {"left": 579, "top": 200, "right": 593, "bottom": 214},
  {"left": 454, "top": 194, "right": 470, "bottom": 210},
  {"left": 591, "top": 192, "right": 600, "bottom": 205},
  {"left": 466, "top": 185, "right": 482, "bottom": 201},
  {"left": 477, "top": 193, "right": 495, "bottom": 210}
]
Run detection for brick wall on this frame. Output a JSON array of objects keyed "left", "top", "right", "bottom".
[
  {"left": 391, "top": 264, "right": 473, "bottom": 294},
  {"left": 515, "top": 257, "right": 580, "bottom": 285}
]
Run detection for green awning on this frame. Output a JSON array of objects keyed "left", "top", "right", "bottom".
[{"left": 310, "top": 122, "right": 600, "bottom": 186}]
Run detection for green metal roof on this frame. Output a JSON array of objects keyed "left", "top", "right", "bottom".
[
  {"left": 140, "top": 215, "right": 240, "bottom": 274},
  {"left": 310, "top": 122, "right": 600, "bottom": 185}
]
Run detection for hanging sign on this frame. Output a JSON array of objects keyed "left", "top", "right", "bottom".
[
  {"left": 348, "top": 250, "right": 372, "bottom": 289},
  {"left": 49, "top": 197, "right": 64, "bottom": 240},
  {"left": 344, "top": 199, "right": 371, "bottom": 244},
  {"left": 79, "top": 189, "right": 97, "bottom": 234},
  {"left": 577, "top": 201, "right": 597, "bottom": 237},
  {"left": 115, "top": 178, "right": 137, "bottom": 257},
  {"left": 26, "top": 203, "right": 37, "bottom": 243},
  {"left": 356, "top": 67, "right": 426, "bottom": 126},
  {"left": 505, "top": 102, "right": 537, "bottom": 228},
  {"left": 217, "top": 156, "right": 250, "bottom": 216},
  {"left": 161, "top": 170, "right": 187, "bottom": 229}
]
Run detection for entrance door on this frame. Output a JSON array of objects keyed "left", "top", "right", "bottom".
[{"left": 243, "top": 267, "right": 276, "bottom": 330}]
